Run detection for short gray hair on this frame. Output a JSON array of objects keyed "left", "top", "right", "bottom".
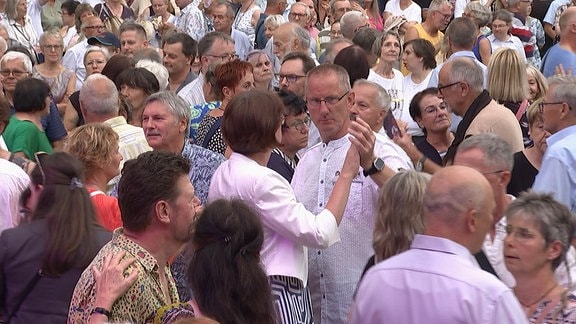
[
  {"left": 136, "top": 59, "right": 169, "bottom": 90},
  {"left": 547, "top": 75, "right": 576, "bottom": 114},
  {"left": 449, "top": 57, "right": 483, "bottom": 92},
  {"left": 80, "top": 74, "right": 119, "bottom": 115},
  {"left": 428, "top": 0, "right": 451, "bottom": 11},
  {"left": 290, "top": 2, "right": 310, "bottom": 16},
  {"left": 0, "top": 51, "right": 32, "bottom": 73},
  {"left": 291, "top": 24, "right": 311, "bottom": 50},
  {"left": 83, "top": 46, "right": 110, "bottom": 67},
  {"left": 340, "top": 11, "right": 364, "bottom": 39},
  {"left": 144, "top": 91, "right": 191, "bottom": 129},
  {"left": 457, "top": 133, "right": 514, "bottom": 171},
  {"left": 39, "top": 30, "right": 64, "bottom": 47},
  {"left": 353, "top": 79, "right": 390, "bottom": 111}
]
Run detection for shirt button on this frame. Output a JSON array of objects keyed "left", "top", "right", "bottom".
[
  {"left": 320, "top": 273, "right": 324, "bottom": 278},
  {"left": 320, "top": 180, "right": 324, "bottom": 184},
  {"left": 323, "top": 294, "right": 326, "bottom": 299},
  {"left": 319, "top": 203, "right": 323, "bottom": 207},
  {"left": 323, "top": 158, "right": 327, "bottom": 162},
  {"left": 317, "top": 251, "right": 321, "bottom": 255}
]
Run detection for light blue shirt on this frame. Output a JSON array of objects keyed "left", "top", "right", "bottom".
[
  {"left": 351, "top": 235, "right": 528, "bottom": 324},
  {"left": 231, "top": 28, "right": 253, "bottom": 60},
  {"left": 541, "top": 44, "right": 576, "bottom": 78},
  {"left": 533, "top": 124, "right": 576, "bottom": 213}
]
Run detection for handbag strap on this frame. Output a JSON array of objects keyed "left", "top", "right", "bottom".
[
  {"left": 5, "top": 269, "right": 43, "bottom": 323},
  {"left": 515, "top": 99, "right": 529, "bottom": 122},
  {"left": 201, "top": 117, "right": 222, "bottom": 148}
]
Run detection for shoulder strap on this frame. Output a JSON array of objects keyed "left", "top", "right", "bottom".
[
  {"left": 4, "top": 269, "right": 43, "bottom": 323},
  {"left": 474, "top": 250, "right": 500, "bottom": 279},
  {"left": 201, "top": 117, "right": 223, "bottom": 148},
  {"left": 516, "top": 99, "right": 529, "bottom": 122}
]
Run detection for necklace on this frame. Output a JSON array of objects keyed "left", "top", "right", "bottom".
[{"left": 517, "top": 283, "right": 558, "bottom": 309}]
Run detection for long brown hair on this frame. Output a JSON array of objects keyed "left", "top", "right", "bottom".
[{"left": 31, "top": 152, "right": 101, "bottom": 276}]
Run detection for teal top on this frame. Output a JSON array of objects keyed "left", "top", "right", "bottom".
[{"left": 3, "top": 116, "right": 53, "bottom": 159}]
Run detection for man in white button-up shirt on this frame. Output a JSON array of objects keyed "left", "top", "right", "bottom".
[
  {"left": 292, "top": 64, "right": 412, "bottom": 323},
  {"left": 351, "top": 165, "right": 527, "bottom": 324}
]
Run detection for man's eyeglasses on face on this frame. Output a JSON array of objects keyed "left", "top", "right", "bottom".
[
  {"left": 306, "top": 91, "right": 349, "bottom": 109},
  {"left": 284, "top": 116, "right": 311, "bottom": 131},
  {"left": 538, "top": 101, "right": 564, "bottom": 113},
  {"left": 0, "top": 69, "right": 27, "bottom": 77},
  {"left": 289, "top": 12, "right": 307, "bottom": 19},
  {"left": 42, "top": 44, "right": 63, "bottom": 51},
  {"left": 434, "top": 10, "right": 452, "bottom": 20},
  {"left": 205, "top": 53, "right": 239, "bottom": 61},
  {"left": 437, "top": 81, "right": 460, "bottom": 95},
  {"left": 275, "top": 73, "right": 306, "bottom": 83}
]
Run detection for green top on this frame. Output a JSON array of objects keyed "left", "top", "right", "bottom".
[{"left": 3, "top": 116, "right": 53, "bottom": 159}]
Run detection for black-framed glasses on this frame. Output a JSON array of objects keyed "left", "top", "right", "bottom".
[
  {"left": 306, "top": 91, "right": 349, "bottom": 109},
  {"left": 205, "top": 53, "right": 239, "bottom": 61},
  {"left": 437, "top": 81, "right": 460, "bottom": 95},
  {"left": 538, "top": 101, "right": 564, "bottom": 113},
  {"left": 284, "top": 116, "right": 311, "bottom": 131},
  {"left": 0, "top": 69, "right": 27, "bottom": 77},
  {"left": 275, "top": 73, "right": 306, "bottom": 83},
  {"left": 289, "top": 12, "right": 308, "bottom": 19},
  {"left": 85, "top": 25, "right": 106, "bottom": 30},
  {"left": 434, "top": 10, "right": 452, "bottom": 20},
  {"left": 34, "top": 152, "right": 48, "bottom": 185}
]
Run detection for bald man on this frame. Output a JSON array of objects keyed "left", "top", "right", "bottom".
[{"left": 351, "top": 166, "right": 527, "bottom": 323}]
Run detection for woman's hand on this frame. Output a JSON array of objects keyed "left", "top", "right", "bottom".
[{"left": 92, "top": 251, "right": 139, "bottom": 311}]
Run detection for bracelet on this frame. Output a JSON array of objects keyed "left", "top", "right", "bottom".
[{"left": 90, "top": 307, "right": 111, "bottom": 318}]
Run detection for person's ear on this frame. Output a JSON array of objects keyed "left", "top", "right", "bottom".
[
  {"left": 546, "top": 240, "right": 563, "bottom": 262},
  {"left": 154, "top": 200, "right": 171, "bottom": 224}
]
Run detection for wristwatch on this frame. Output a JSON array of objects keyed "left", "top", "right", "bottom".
[{"left": 363, "top": 157, "right": 385, "bottom": 177}]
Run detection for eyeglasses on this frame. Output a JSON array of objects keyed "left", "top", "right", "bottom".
[
  {"left": 505, "top": 224, "right": 539, "bottom": 244},
  {"left": 34, "top": 152, "right": 48, "bottom": 185},
  {"left": 284, "top": 116, "right": 311, "bottom": 131},
  {"left": 85, "top": 25, "right": 106, "bottom": 30},
  {"left": 437, "top": 81, "right": 461, "bottom": 95},
  {"left": 306, "top": 91, "right": 349, "bottom": 109},
  {"left": 491, "top": 24, "right": 508, "bottom": 29},
  {"left": 434, "top": 10, "right": 452, "bottom": 20},
  {"left": 42, "top": 44, "right": 63, "bottom": 51},
  {"left": 423, "top": 102, "right": 448, "bottom": 114},
  {"left": 0, "top": 69, "right": 27, "bottom": 77},
  {"left": 85, "top": 59, "right": 106, "bottom": 66},
  {"left": 275, "top": 73, "right": 306, "bottom": 83},
  {"left": 289, "top": 12, "right": 307, "bottom": 19},
  {"left": 205, "top": 53, "right": 238, "bottom": 61},
  {"left": 538, "top": 101, "right": 564, "bottom": 113}
]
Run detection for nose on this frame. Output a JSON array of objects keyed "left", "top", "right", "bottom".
[
  {"left": 437, "top": 90, "right": 444, "bottom": 99},
  {"left": 280, "top": 77, "right": 288, "bottom": 88}
]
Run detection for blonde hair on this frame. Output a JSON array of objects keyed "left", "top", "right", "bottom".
[
  {"left": 65, "top": 123, "right": 119, "bottom": 180},
  {"left": 373, "top": 171, "right": 431, "bottom": 262},
  {"left": 487, "top": 48, "right": 528, "bottom": 103},
  {"left": 526, "top": 64, "right": 548, "bottom": 102}
]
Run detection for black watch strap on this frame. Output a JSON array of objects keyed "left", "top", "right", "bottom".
[{"left": 91, "top": 307, "right": 111, "bottom": 318}]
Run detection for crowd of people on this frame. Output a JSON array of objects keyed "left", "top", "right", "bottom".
[{"left": 0, "top": 0, "right": 576, "bottom": 322}]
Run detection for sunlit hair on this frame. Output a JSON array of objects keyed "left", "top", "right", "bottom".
[
  {"left": 373, "top": 171, "right": 431, "bottom": 262},
  {"left": 488, "top": 48, "right": 528, "bottom": 103},
  {"left": 65, "top": 123, "right": 119, "bottom": 180},
  {"left": 306, "top": 63, "right": 351, "bottom": 94},
  {"left": 465, "top": 1, "right": 492, "bottom": 27},
  {"left": 39, "top": 29, "right": 64, "bottom": 47},
  {"left": 187, "top": 199, "right": 276, "bottom": 324},
  {"left": 30, "top": 152, "right": 100, "bottom": 276},
  {"left": 526, "top": 65, "right": 548, "bottom": 102},
  {"left": 74, "top": 3, "right": 96, "bottom": 32}
]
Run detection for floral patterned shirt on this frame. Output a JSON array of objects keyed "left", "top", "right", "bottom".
[
  {"left": 528, "top": 292, "right": 576, "bottom": 323},
  {"left": 68, "top": 229, "right": 180, "bottom": 324}
]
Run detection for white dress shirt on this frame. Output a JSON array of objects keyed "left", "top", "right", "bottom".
[
  {"left": 208, "top": 152, "right": 340, "bottom": 283},
  {"left": 178, "top": 72, "right": 205, "bottom": 107},
  {"left": 62, "top": 40, "right": 89, "bottom": 90},
  {"left": 351, "top": 234, "right": 528, "bottom": 324},
  {"left": 291, "top": 134, "right": 412, "bottom": 324}
]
